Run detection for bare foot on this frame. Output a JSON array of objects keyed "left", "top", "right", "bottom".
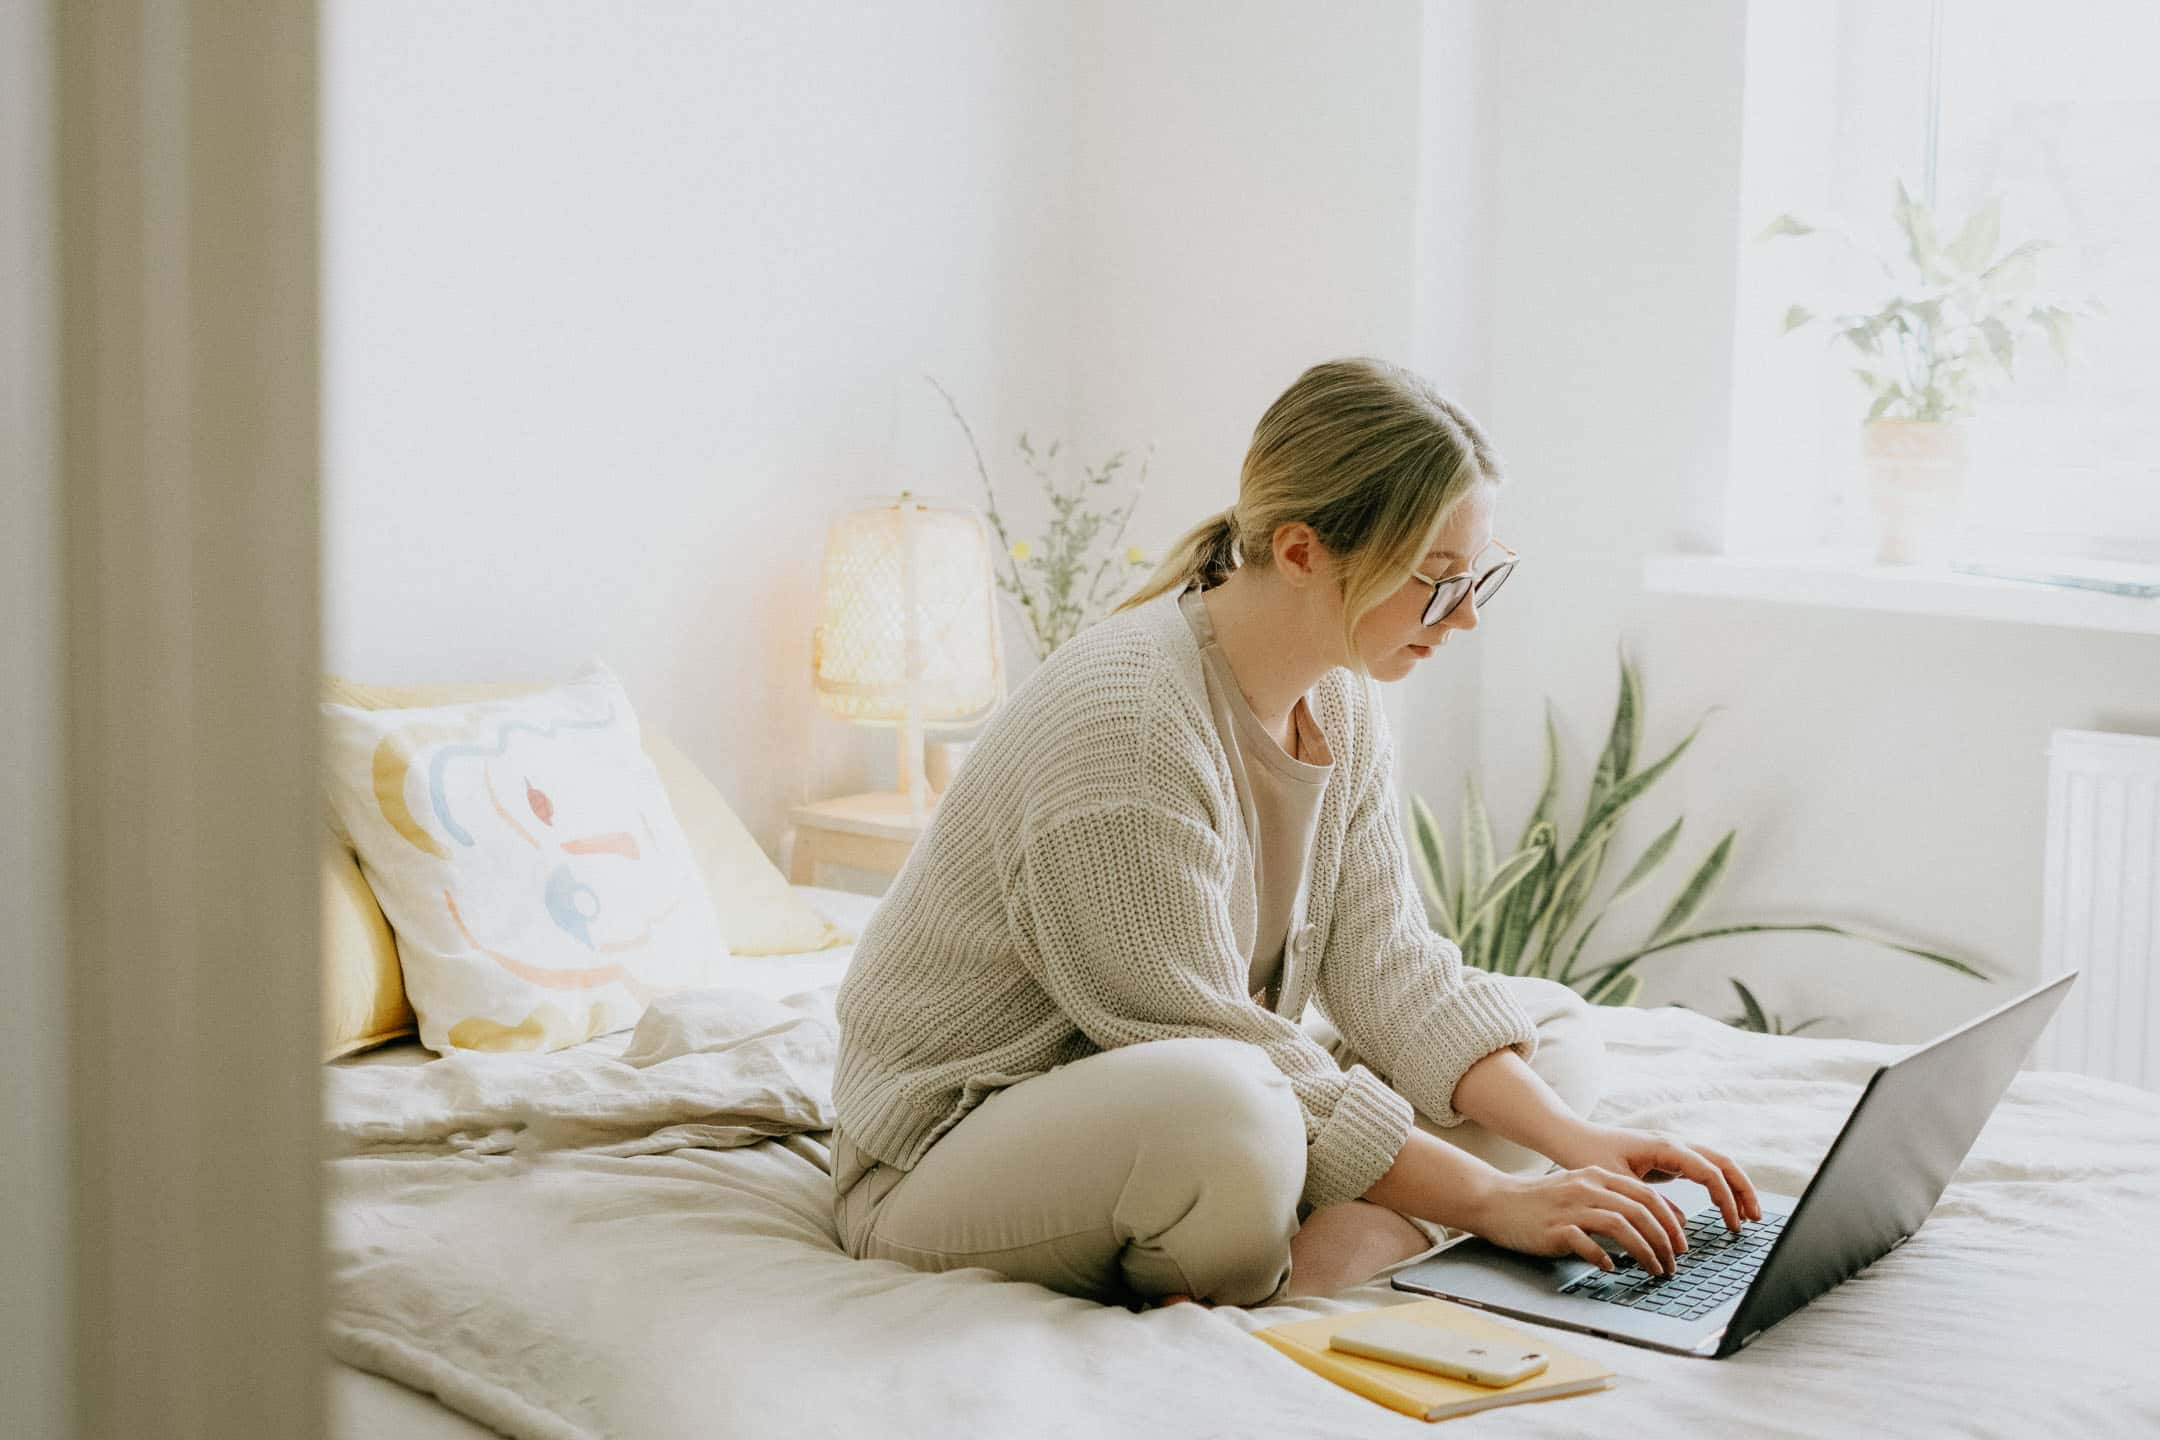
[{"left": 1148, "top": 1292, "right": 1214, "bottom": 1310}]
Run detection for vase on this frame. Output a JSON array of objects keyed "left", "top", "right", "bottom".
[{"left": 1861, "top": 418, "right": 1969, "bottom": 566}]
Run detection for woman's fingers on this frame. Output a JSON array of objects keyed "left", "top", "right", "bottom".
[
  {"left": 1652, "top": 1139, "right": 1766, "bottom": 1231},
  {"left": 1565, "top": 1226, "right": 1614, "bottom": 1272},
  {"left": 1584, "top": 1207, "right": 1668, "bottom": 1277},
  {"left": 1565, "top": 1173, "right": 1667, "bottom": 1274},
  {"left": 1642, "top": 1168, "right": 1692, "bottom": 1245},
  {"left": 1607, "top": 1170, "right": 1689, "bottom": 1256},
  {"left": 1690, "top": 1142, "right": 1765, "bottom": 1223},
  {"left": 1611, "top": 1190, "right": 1679, "bottom": 1273},
  {"left": 1657, "top": 1143, "right": 1747, "bottom": 1230}
]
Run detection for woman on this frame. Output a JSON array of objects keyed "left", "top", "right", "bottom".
[{"left": 831, "top": 357, "right": 1762, "bottom": 1311}]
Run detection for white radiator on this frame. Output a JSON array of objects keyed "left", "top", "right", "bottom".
[{"left": 2037, "top": 728, "right": 2160, "bottom": 1091}]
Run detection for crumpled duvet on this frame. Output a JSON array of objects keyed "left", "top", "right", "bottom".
[
  {"left": 326, "top": 984, "right": 2160, "bottom": 1440},
  {"left": 323, "top": 986, "right": 840, "bottom": 1160}
]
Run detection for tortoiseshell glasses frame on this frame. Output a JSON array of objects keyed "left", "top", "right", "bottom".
[{"left": 1409, "top": 539, "right": 1518, "bottom": 627}]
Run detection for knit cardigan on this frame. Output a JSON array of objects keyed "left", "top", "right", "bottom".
[{"left": 830, "top": 584, "right": 1541, "bottom": 1214}]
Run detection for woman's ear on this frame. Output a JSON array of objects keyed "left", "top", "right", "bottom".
[{"left": 1273, "top": 522, "right": 1326, "bottom": 585}]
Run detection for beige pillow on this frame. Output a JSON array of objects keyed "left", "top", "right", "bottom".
[
  {"left": 321, "top": 828, "right": 417, "bottom": 1059},
  {"left": 318, "top": 671, "right": 852, "bottom": 1060}
]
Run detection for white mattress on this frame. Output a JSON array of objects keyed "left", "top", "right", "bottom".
[{"left": 329, "top": 884, "right": 2160, "bottom": 1439}]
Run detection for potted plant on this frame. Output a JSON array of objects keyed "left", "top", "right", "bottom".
[
  {"left": 1670, "top": 978, "right": 1833, "bottom": 1037},
  {"left": 926, "top": 375, "right": 1158, "bottom": 664},
  {"left": 1756, "top": 177, "right": 2101, "bottom": 567},
  {"left": 1403, "top": 645, "right": 1992, "bottom": 1032}
]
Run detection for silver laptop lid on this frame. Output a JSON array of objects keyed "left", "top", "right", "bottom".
[{"left": 1718, "top": 970, "right": 2078, "bottom": 1353}]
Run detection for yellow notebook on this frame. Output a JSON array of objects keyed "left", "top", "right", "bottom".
[{"left": 1252, "top": 1298, "right": 1616, "bottom": 1423}]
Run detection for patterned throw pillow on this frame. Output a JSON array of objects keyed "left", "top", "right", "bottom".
[{"left": 321, "top": 661, "right": 730, "bottom": 1054}]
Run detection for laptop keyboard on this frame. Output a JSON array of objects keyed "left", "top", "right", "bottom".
[{"left": 1560, "top": 1208, "right": 1788, "bottom": 1321}]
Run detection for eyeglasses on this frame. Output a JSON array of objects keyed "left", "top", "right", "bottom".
[{"left": 1409, "top": 540, "right": 1517, "bottom": 627}]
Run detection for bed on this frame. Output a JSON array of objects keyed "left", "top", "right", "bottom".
[{"left": 328, "top": 884, "right": 2160, "bottom": 1439}]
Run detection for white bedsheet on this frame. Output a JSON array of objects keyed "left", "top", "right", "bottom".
[{"left": 328, "top": 887, "right": 2160, "bottom": 1438}]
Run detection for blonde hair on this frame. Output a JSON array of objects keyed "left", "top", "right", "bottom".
[{"left": 1114, "top": 356, "right": 1503, "bottom": 678}]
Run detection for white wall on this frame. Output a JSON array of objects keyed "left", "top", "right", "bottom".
[
  {"left": 324, "top": 0, "right": 1480, "bottom": 878},
  {"left": 324, "top": 1, "right": 2139, "bottom": 1045},
  {"left": 324, "top": 1, "right": 1080, "bottom": 874},
  {"left": 1472, "top": 0, "right": 2160, "bottom": 1042},
  {"left": 0, "top": 1, "right": 67, "bottom": 1433},
  {"left": 1056, "top": 0, "right": 1479, "bottom": 768}
]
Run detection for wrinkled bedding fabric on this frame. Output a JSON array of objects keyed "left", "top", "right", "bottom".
[{"left": 327, "top": 966, "right": 2160, "bottom": 1439}]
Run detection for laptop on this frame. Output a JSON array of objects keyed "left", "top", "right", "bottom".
[{"left": 1391, "top": 970, "right": 2079, "bottom": 1359}]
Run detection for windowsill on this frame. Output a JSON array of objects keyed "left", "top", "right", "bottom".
[{"left": 1642, "top": 549, "right": 2160, "bottom": 637}]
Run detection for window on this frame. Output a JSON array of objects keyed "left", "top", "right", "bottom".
[
  {"left": 1723, "top": 0, "right": 2159, "bottom": 569},
  {"left": 1934, "top": 0, "right": 2160, "bottom": 562}
]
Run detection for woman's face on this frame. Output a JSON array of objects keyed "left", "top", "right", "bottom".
[{"left": 1351, "top": 484, "right": 1497, "bottom": 680}]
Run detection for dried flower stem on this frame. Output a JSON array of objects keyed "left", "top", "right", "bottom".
[{"left": 924, "top": 374, "right": 1156, "bottom": 661}]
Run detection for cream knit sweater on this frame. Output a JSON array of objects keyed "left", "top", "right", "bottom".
[{"left": 831, "top": 583, "right": 1540, "bottom": 1214}]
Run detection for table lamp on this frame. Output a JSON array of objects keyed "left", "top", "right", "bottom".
[{"left": 810, "top": 491, "right": 1006, "bottom": 824}]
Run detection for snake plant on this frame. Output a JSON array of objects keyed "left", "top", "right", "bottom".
[
  {"left": 1404, "top": 646, "right": 1991, "bottom": 1031},
  {"left": 1668, "top": 978, "right": 1834, "bottom": 1037}
]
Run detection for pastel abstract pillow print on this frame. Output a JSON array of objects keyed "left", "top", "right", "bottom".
[{"left": 320, "top": 662, "right": 730, "bottom": 1055}]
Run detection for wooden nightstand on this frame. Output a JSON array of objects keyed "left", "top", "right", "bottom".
[{"left": 786, "top": 790, "right": 940, "bottom": 886}]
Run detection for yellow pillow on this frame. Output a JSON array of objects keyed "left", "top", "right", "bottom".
[
  {"left": 321, "top": 826, "right": 417, "bottom": 1059},
  {"left": 318, "top": 673, "right": 853, "bottom": 1060}
]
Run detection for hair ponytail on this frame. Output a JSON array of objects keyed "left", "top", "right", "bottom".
[
  {"left": 1107, "top": 356, "right": 1503, "bottom": 675},
  {"left": 1115, "top": 506, "right": 1242, "bottom": 613}
]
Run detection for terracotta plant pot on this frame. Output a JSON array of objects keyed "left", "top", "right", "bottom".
[{"left": 1861, "top": 418, "right": 1970, "bottom": 566}]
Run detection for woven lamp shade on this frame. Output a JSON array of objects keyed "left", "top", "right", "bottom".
[{"left": 811, "top": 495, "right": 1005, "bottom": 730}]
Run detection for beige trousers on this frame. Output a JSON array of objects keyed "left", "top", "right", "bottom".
[{"left": 832, "top": 975, "right": 1604, "bottom": 1309}]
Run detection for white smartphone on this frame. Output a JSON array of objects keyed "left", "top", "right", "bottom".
[{"left": 1327, "top": 1314, "right": 1551, "bottom": 1387}]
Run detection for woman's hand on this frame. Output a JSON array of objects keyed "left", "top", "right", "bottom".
[
  {"left": 1546, "top": 1122, "right": 1763, "bottom": 1234},
  {"left": 1461, "top": 1163, "right": 1694, "bottom": 1277}
]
